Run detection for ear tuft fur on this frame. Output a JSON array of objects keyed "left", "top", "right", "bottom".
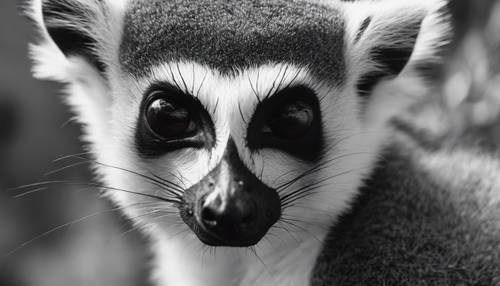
[
  {"left": 26, "top": 0, "right": 127, "bottom": 81},
  {"left": 41, "top": 0, "right": 106, "bottom": 72},
  {"left": 342, "top": 0, "right": 451, "bottom": 97},
  {"left": 353, "top": 16, "right": 372, "bottom": 44},
  {"left": 26, "top": 0, "right": 128, "bottom": 155}
]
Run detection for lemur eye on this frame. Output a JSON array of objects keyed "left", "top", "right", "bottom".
[
  {"left": 247, "top": 85, "right": 323, "bottom": 161},
  {"left": 145, "top": 94, "right": 196, "bottom": 139},
  {"left": 135, "top": 83, "right": 216, "bottom": 158},
  {"left": 264, "top": 99, "right": 314, "bottom": 139}
]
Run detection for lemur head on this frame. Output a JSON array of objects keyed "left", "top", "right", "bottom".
[{"left": 29, "top": 0, "right": 448, "bottom": 248}]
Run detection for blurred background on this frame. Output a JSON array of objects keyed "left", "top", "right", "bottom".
[
  {"left": 0, "top": 0, "right": 499, "bottom": 285},
  {"left": 0, "top": 1, "right": 149, "bottom": 285}
]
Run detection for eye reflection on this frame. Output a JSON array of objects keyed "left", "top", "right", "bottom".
[
  {"left": 265, "top": 99, "right": 314, "bottom": 140},
  {"left": 145, "top": 94, "right": 196, "bottom": 140}
]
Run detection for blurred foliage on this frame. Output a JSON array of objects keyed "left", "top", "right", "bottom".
[
  {"left": 443, "top": 0, "right": 500, "bottom": 127},
  {"left": 404, "top": 0, "right": 500, "bottom": 153}
]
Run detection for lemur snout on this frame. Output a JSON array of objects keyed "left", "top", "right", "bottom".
[
  {"left": 181, "top": 139, "right": 281, "bottom": 247},
  {"left": 200, "top": 186, "right": 258, "bottom": 233}
]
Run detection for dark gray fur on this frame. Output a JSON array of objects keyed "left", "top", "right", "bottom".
[
  {"left": 313, "top": 137, "right": 500, "bottom": 285},
  {"left": 120, "top": 0, "right": 345, "bottom": 82}
]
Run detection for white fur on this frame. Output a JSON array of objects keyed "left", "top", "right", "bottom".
[
  {"left": 28, "top": 0, "right": 450, "bottom": 285},
  {"left": 407, "top": 144, "right": 500, "bottom": 209},
  {"left": 102, "top": 62, "right": 374, "bottom": 286},
  {"left": 27, "top": 0, "right": 128, "bottom": 162}
]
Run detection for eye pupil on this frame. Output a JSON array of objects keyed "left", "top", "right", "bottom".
[
  {"left": 268, "top": 100, "right": 314, "bottom": 139},
  {"left": 146, "top": 97, "right": 194, "bottom": 139}
]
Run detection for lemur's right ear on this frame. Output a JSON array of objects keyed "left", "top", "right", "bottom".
[
  {"left": 341, "top": 0, "right": 450, "bottom": 98},
  {"left": 28, "top": 0, "right": 125, "bottom": 81}
]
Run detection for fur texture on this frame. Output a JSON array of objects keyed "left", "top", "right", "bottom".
[
  {"left": 313, "top": 138, "right": 500, "bottom": 285},
  {"left": 27, "top": 0, "right": 453, "bottom": 285},
  {"left": 121, "top": 0, "right": 345, "bottom": 81}
]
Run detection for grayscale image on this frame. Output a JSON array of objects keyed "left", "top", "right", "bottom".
[{"left": 1, "top": 0, "right": 500, "bottom": 285}]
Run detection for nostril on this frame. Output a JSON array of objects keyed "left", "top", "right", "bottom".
[
  {"left": 241, "top": 213, "right": 254, "bottom": 228},
  {"left": 201, "top": 206, "right": 218, "bottom": 227}
]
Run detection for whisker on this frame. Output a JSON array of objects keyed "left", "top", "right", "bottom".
[
  {"left": 276, "top": 151, "right": 372, "bottom": 193},
  {"left": 281, "top": 189, "right": 322, "bottom": 208},
  {"left": 284, "top": 67, "right": 303, "bottom": 90},
  {"left": 281, "top": 215, "right": 329, "bottom": 231},
  {"left": 248, "top": 74, "right": 260, "bottom": 104},
  {"left": 281, "top": 174, "right": 338, "bottom": 203},
  {"left": 280, "top": 166, "right": 370, "bottom": 208},
  {"left": 3, "top": 202, "right": 154, "bottom": 258},
  {"left": 176, "top": 62, "right": 190, "bottom": 93},
  {"left": 238, "top": 102, "right": 248, "bottom": 125},
  {"left": 272, "top": 221, "right": 299, "bottom": 243},
  {"left": 279, "top": 218, "right": 322, "bottom": 242},
  {"left": 249, "top": 246, "right": 267, "bottom": 268},
  {"left": 191, "top": 63, "right": 196, "bottom": 95},
  {"left": 167, "top": 64, "right": 183, "bottom": 91},
  {"left": 54, "top": 155, "right": 185, "bottom": 197},
  {"left": 124, "top": 209, "right": 178, "bottom": 224},
  {"left": 275, "top": 64, "right": 290, "bottom": 94},
  {"left": 122, "top": 216, "right": 185, "bottom": 237},
  {"left": 212, "top": 97, "right": 220, "bottom": 115},
  {"left": 77, "top": 155, "right": 184, "bottom": 193},
  {"left": 196, "top": 70, "right": 208, "bottom": 98},
  {"left": 44, "top": 160, "right": 91, "bottom": 176},
  {"left": 10, "top": 180, "right": 182, "bottom": 205},
  {"left": 13, "top": 187, "right": 49, "bottom": 199},
  {"left": 150, "top": 173, "right": 185, "bottom": 195},
  {"left": 256, "top": 68, "right": 261, "bottom": 96},
  {"left": 52, "top": 151, "right": 92, "bottom": 163},
  {"left": 264, "top": 65, "right": 283, "bottom": 100}
]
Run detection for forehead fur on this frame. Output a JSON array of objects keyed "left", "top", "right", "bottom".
[{"left": 120, "top": 0, "right": 345, "bottom": 82}]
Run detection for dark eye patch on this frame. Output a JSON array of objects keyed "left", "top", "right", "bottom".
[
  {"left": 266, "top": 99, "right": 315, "bottom": 140},
  {"left": 135, "top": 82, "right": 216, "bottom": 158},
  {"left": 145, "top": 94, "right": 196, "bottom": 139},
  {"left": 246, "top": 85, "right": 324, "bottom": 161}
]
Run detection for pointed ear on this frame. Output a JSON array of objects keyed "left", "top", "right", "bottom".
[
  {"left": 342, "top": 0, "right": 450, "bottom": 98},
  {"left": 27, "top": 0, "right": 126, "bottom": 148},
  {"left": 41, "top": 0, "right": 106, "bottom": 72},
  {"left": 27, "top": 0, "right": 125, "bottom": 81}
]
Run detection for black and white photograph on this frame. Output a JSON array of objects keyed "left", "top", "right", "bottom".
[{"left": 1, "top": 0, "right": 500, "bottom": 285}]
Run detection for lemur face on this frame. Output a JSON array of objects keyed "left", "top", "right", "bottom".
[
  {"left": 120, "top": 0, "right": 346, "bottom": 246},
  {"left": 118, "top": 61, "right": 353, "bottom": 247},
  {"left": 30, "top": 0, "right": 447, "bottom": 247}
]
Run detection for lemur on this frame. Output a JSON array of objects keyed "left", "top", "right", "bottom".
[{"left": 27, "top": 0, "right": 500, "bottom": 285}]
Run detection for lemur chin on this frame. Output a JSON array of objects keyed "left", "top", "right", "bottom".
[{"left": 28, "top": 0, "right": 452, "bottom": 285}]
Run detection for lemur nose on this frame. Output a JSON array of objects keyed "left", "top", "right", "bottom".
[
  {"left": 181, "top": 138, "right": 281, "bottom": 246},
  {"left": 200, "top": 193, "right": 257, "bottom": 234}
]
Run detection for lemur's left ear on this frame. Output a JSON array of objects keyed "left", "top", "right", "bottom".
[
  {"left": 341, "top": 0, "right": 450, "bottom": 98},
  {"left": 28, "top": 0, "right": 125, "bottom": 81},
  {"left": 27, "top": 0, "right": 126, "bottom": 149}
]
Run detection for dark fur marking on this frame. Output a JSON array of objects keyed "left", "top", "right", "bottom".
[
  {"left": 120, "top": 0, "right": 345, "bottom": 83},
  {"left": 356, "top": 17, "right": 424, "bottom": 97},
  {"left": 42, "top": 0, "right": 106, "bottom": 73},
  {"left": 246, "top": 84, "right": 324, "bottom": 162},
  {"left": 413, "top": 60, "right": 444, "bottom": 83},
  {"left": 356, "top": 70, "right": 388, "bottom": 98},
  {"left": 312, "top": 145, "right": 500, "bottom": 285},
  {"left": 354, "top": 16, "right": 372, "bottom": 44}
]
